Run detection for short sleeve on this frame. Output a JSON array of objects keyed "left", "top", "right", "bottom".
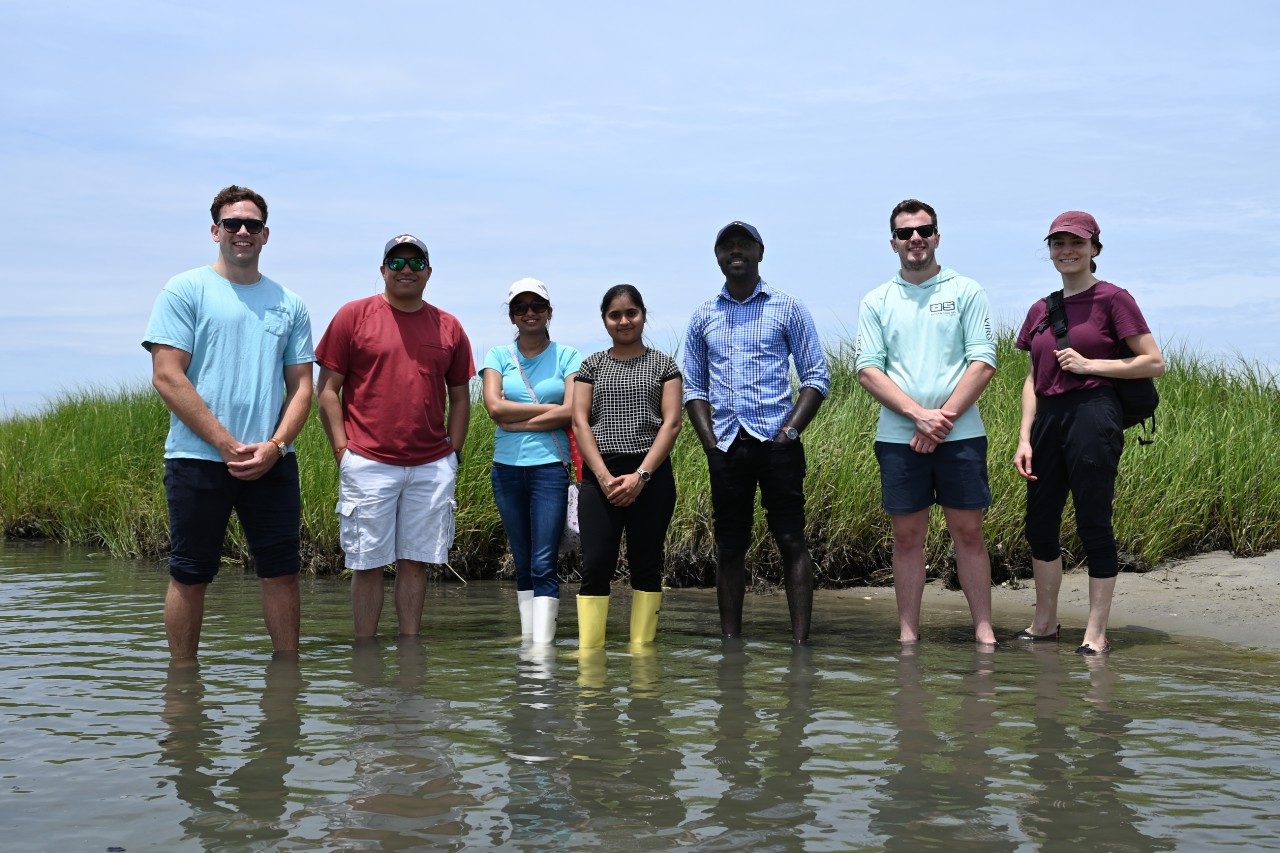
[
  {"left": 444, "top": 323, "right": 475, "bottom": 386},
  {"left": 315, "top": 303, "right": 354, "bottom": 373},
  {"left": 559, "top": 344, "right": 583, "bottom": 377},
  {"left": 658, "top": 352, "right": 681, "bottom": 382},
  {"left": 1109, "top": 289, "right": 1151, "bottom": 341},
  {"left": 481, "top": 345, "right": 508, "bottom": 377},
  {"left": 1015, "top": 301, "right": 1047, "bottom": 351},
  {"left": 576, "top": 352, "right": 599, "bottom": 384},
  {"left": 143, "top": 278, "right": 197, "bottom": 353},
  {"left": 284, "top": 298, "right": 315, "bottom": 365}
]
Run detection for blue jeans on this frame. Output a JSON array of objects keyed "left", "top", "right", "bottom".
[{"left": 491, "top": 461, "right": 568, "bottom": 598}]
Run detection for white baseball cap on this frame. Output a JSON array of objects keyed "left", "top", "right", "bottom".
[{"left": 506, "top": 277, "right": 551, "bottom": 303}]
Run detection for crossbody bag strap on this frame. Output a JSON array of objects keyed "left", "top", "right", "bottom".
[
  {"left": 1043, "top": 290, "right": 1072, "bottom": 350},
  {"left": 507, "top": 344, "right": 575, "bottom": 477}
]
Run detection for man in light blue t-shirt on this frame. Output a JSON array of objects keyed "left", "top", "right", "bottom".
[
  {"left": 855, "top": 199, "right": 997, "bottom": 646},
  {"left": 143, "top": 185, "right": 314, "bottom": 660}
]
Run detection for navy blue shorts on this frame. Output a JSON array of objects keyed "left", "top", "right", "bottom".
[
  {"left": 164, "top": 455, "right": 302, "bottom": 585},
  {"left": 874, "top": 436, "right": 991, "bottom": 515}
]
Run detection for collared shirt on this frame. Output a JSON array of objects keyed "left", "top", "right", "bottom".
[
  {"left": 682, "top": 279, "right": 830, "bottom": 450},
  {"left": 854, "top": 267, "right": 996, "bottom": 444}
]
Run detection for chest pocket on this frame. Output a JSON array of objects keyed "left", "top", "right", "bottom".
[
  {"left": 418, "top": 343, "right": 452, "bottom": 376},
  {"left": 263, "top": 308, "right": 289, "bottom": 337}
]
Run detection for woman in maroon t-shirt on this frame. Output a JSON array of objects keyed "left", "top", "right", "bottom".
[{"left": 1012, "top": 211, "right": 1165, "bottom": 655}]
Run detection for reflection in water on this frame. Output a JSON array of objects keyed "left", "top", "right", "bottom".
[
  {"left": 160, "top": 656, "right": 305, "bottom": 848},
  {"left": 160, "top": 660, "right": 229, "bottom": 842},
  {"left": 869, "top": 647, "right": 1016, "bottom": 851},
  {"left": 699, "top": 640, "right": 819, "bottom": 850},
  {"left": 1020, "top": 647, "right": 1174, "bottom": 851},
  {"left": 324, "top": 638, "right": 478, "bottom": 850},
  {"left": 6, "top": 544, "right": 1280, "bottom": 849},
  {"left": 624, "top": 649, "right": 687, "bottom": 837},
  {"left": 226, "top": 656, "right": 305, "bottom": 838},
  {"left": 502, "top": 644, "right": 584, "bottom": 846},
  {"left": 562, "top": 648, "right": 688, "bottom": 848}
]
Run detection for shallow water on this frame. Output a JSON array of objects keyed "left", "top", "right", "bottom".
[{"left": 1, "top": 540, "right": 1278, "bottom": 851}]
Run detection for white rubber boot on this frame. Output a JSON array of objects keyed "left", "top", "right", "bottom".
[
  {"left": 531, "top": 596, "right": 559, "bottom": 645},
  {"left": 517, "top": 590, "right": 534, "bottom": 638}
]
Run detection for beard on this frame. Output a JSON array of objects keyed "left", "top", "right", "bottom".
[{"left": 902, "top": 250, "right": 934, "bottom": 272}]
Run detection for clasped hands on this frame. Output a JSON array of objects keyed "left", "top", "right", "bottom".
[
  {"left": 909, "top": 407, "right": 958, "bottom": 454},
  {"left": 221, "top": 440, "right": 280, "bottom": 481},
  {"left": 597, "top": 471, "right": 645, "bottom": 507}
]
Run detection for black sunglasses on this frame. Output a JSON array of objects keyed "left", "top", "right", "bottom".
[
  {"left": 218, "top": 218, "right": 266, "bottom": 235},
  {"left": 511, "top": 300, "right": 551, "bottom": 315},
  {"left": 892, "top": 224, "right": 937, "bottom": 240},
  {"left": 385, "top": 257, "right": 428, "bottom": 272}
]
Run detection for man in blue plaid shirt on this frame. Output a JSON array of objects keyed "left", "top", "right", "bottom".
[{"left": 683, "top": 221, "right": 830, "bottom": 645}]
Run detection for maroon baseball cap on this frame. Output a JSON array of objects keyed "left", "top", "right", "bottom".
[{"left": 1045, "top": 211, "right": 1100, "bottom": 241}]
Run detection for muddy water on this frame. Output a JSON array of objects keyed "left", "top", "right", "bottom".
[{"left": 1, "top": 540, "right": 1278, "bottom": 851}]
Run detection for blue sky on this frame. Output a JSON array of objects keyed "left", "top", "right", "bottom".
[{"left": 2, "top": 2, "right": 1277, "bottom": 416}]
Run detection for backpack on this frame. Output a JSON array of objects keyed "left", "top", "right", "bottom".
[{"left": 1042, "top": 290, "right": 1158, "bottom": 445}]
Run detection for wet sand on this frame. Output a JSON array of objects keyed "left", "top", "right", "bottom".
[{"left": 835, "top": 550, "right": 1280, "bottom": 651}]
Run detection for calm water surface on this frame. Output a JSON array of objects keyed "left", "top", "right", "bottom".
[{"left": 1, "top": 540, "right": 1278, "bottom": 851}]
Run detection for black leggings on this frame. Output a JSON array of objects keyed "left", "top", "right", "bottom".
[
  {"left": 578, "top": 454, "right": 677, "bottom": 596},
  {"left": 1024, "top": 386, "right": 1124, "bottom": 579}
]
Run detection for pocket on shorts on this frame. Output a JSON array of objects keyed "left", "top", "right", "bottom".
[
  {"left": 336, "top": 500, "right": 362, "bottom": 556},
  {"left": 443, "top": 499, "right": 458, "bottom": 551}
]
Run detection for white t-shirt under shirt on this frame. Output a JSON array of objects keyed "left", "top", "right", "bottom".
[
  {"left": 481, "top": 341, "right": 582, "bottom": 466},
  {"left": 575, "top": 348, "right": 681, "bottom": 456}
]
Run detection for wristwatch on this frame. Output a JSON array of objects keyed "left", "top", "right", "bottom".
[
  {"left": 782, "top": 426, "right": 800, "bottom": 441},
  {"left": 637, "top": 468, "right": 652, "bottom": 483}
]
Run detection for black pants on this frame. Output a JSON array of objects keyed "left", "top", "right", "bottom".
[
  {"left": 707, "top": 431, "right": 807, "bottom": 551},
  {"left": 578, "top": 454, "right": 677, "bottom": 596},
  {"left": 1024, "top": 387, "right": 1124, "bottom": 579}
]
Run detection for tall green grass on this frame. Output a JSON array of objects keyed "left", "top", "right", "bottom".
[{"left": 2, "top": 336, "right": 1276, "bottom": 586}]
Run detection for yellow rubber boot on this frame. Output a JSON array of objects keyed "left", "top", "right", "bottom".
[
  {"left": 629, "top": 590, "right": 663, "bottom": 649},
  {"left": 576, "top": 595, "right": 610, "bottom": 650}
]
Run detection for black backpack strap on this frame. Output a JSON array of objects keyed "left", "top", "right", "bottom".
[{"left": 1044, "top": 290, "right": 1072, "bottom": 350}]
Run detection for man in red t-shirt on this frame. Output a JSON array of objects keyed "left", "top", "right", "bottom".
[{"left": 316, "top": 234, "right": 475, "bottom": 638}]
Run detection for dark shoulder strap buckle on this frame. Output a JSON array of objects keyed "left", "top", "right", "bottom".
[{"left": 1043, "top": 290, "right": 1071, "bottom": 349}]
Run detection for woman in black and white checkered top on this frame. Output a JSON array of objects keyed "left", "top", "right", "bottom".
[{"left": 571, "top": 285, "right": 683, "bottom": 654}]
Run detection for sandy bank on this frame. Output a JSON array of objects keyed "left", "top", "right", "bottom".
[{"left": 831, "top": 550, "right": 1280, "bottom": 651}]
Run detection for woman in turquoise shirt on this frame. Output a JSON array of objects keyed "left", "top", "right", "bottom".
[{"left": 480, "top": 278, "right": 581, "bottom": 645}]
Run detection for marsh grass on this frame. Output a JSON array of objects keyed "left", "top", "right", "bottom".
[{"left": 3, "top": 336, "right": 1277, "bottom": 586}]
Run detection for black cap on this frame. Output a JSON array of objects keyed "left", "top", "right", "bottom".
[{"left": 714, "top": 220, "right": 763, "bottom": 249}]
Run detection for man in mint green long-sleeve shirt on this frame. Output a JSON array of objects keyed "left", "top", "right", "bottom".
[{"left": 855, "top": 198, "right": 997, "bottom": 646}]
